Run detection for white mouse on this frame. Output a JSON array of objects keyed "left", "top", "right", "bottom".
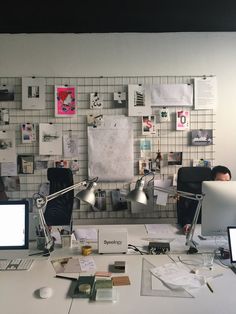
[{"left": 39, "top": 286, "right": 53, "bottom": 299}]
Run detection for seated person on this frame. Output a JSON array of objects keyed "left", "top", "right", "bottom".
[
  {"left": 183, "top": 165, "right": 231, "bottom": 234},
  {"left": 211, "top": 165, "right": 231, "bottom": 181}
]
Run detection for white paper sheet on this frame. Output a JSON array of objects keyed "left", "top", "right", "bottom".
[
  {"left": 145, "top": 224, "right": 179, "bottom": 236},
  {"left": 194, "top": 76, "right": 217, "bottom": 110},
  {"left": 63, "top": 134, "right": 79, "bottom": 157},
  {"left": 151, "top": 262, "right": 205, "bottom": 290},
  {"left": 74, "top": 228, "right": 98, "bottom": 242},
  {"left": 155, "top": 191, "right": 168, "bottom": 206},
  {"left": 147, "top": 84, "right": 193, "bottom": 107},
  {"left": 79, "top": 256, "right": 96, "bottom": 272},
  {"left": 0, "top": 162, "right": 17, "bottom": 176},
  {"left": 88, "top": 115, "right": 133, "bottom": 182},
  {"left": 0, "top": 130, "right": 16, "bottom": 162},
  {"left": 39, "top": 123, "right": 62, "bottom": 155}
]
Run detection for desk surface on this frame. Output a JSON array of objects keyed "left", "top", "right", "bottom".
[{"left": 0, "top": 224, "right": 234, "bottom": 314}]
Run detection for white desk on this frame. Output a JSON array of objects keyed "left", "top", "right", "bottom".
[{"left": 0, "top": 224, "right": 234, "bottom": 314}]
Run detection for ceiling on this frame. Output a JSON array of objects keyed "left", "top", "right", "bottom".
[{"left": 1, "top": 1, "right": 236, "bottom": 34}]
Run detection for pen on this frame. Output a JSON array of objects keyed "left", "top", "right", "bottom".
[
  {"left": 206, "top": 281, "right": 213, "bottom": 293},
  {"left": 56, "top": 275, "right": 77, "bottom": 281}
]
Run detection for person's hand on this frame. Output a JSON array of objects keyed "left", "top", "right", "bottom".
[{"left": 183, "top": 224, "right": 191, "bottom": 235}]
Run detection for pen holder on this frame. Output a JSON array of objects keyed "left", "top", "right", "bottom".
[
  {"left": 61, "top": 234, "right": 72, "bottom": 248},
  {"left": 36, "top": 236, "right": 46, "bottom": 250}
]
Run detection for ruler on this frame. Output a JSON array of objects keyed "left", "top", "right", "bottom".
[{"left": 140, "top": 258, "right": 193, "bottom": 298}]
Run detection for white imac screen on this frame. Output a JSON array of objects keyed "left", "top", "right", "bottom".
[
  {"left": 229, "top": 228, "right": 236, "bottom": 262},
  {"left": 0, "top": 204, "right": 25, "bottom": 246},
  {"left": 202, "top": 181, "right": 236, "bottom": 236}
]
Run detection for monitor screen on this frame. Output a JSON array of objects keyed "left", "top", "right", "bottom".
[
  {"left": 228, "top": 226, "right": 236, "bottom": 263},
  {"left": 201, "top": 181, "right": 236, "bottom": 236},
  {"left": 0, "top": 200, "right": 29, "bottom": 249}
]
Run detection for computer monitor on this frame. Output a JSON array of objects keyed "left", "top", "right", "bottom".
[
  {"left": 201, "top": 181, "right": 236, "bottom": 236},
  {"left": 227, "top": 226, "right": 236, "bottom": 263},
  {"left": 0, "top": 200, "right": 29, "bottom": 249}
]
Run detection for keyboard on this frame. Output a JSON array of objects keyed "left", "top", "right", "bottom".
[{"left": 0, "top": 258, "right": 34, "bottom": 271}]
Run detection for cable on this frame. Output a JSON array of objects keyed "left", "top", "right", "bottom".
[{"left": 128, "top": 244, "right": 148, "bottom": 255}]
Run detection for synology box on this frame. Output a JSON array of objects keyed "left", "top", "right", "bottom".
[{"left": 98, "top": 228, "right": 128, "bottom": 254}]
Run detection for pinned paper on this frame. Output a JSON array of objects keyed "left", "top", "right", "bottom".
[{"left": 155, "top": 190, "right": 169, "bottom": 206}]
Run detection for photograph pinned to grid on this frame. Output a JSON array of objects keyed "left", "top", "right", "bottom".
[
  {"left": 90, "top": 92, "right": 103, "bottom": 109},
  {"left": 55, "top": 85, "right": 77, "bottom": 117}
]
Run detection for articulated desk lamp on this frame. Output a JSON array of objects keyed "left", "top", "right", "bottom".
[
  {"left": 33, "top": 177, "right": 98, "bottom": 256},
  {"left": 127, "top": 172, "right": 204, "bottom": 254}
]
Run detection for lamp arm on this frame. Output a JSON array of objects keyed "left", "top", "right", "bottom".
[
  {"left": 153, "top": 186, "right": 203, "bottom": 201},
  {"left": 32, "top": 177, "right": 98, "bottom": 255},
  {"left": 153, "top": 186, "right": 204, "bottom": 253},
  {"left": 38, "top": 205, "right": 53, "bottom": 251},
  {"left": 185, "top": 198, "right": 203, "bottom": 249},
  {"left": 46, "top": 181, "right": 87, "bottom": 203}
]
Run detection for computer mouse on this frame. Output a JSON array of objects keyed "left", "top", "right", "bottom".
[{"left": 39, "top": 286, "right": 53, "bottom": 299}]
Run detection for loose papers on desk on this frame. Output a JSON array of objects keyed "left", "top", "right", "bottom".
[
  {"left": 51, "top": 256, "right": 96, "bottom": 273},
  {"left": 73, "top": 227, "right": 98, "bottom": 243},
  {"left": 150, "top": 262, "right": 205, "bottom": 291}
]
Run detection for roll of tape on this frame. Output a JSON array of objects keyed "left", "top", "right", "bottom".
[
  {"left": 79, "top": 283, "right": 91, "bottom": 294},
  {"left": 82, "top": 245, "right": 92, "bottom": 256}
]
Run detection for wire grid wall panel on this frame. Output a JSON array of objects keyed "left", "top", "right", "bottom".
[{"left": 0, "top": 76, "right": 215, "bottom": 225}]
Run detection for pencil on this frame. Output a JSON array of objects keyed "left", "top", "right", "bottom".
[{"left": 206, "top": 281, "right": 213, "bottom": 293}]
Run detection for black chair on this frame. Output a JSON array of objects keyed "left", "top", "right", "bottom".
[
  {"left": 177, "top": 167, "right": 212, "bottom": 227},
  {"left": 0, "top": 177, "right": 8, "bottom": 200},
  {"left": 44, "top": 168, "right": 74, "bottom": 226}
]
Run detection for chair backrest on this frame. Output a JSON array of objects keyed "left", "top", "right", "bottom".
[
  {"left": 177, "top": 167, "right": 212, "bottom": 226},
  {"left": 44, "top": 168, "right": 74, "bottom": 226},
  {"left": 0, "top": 177, "right": 8, "bottom": 200}
]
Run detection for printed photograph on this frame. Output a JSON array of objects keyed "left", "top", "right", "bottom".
[
  {"left": 191, "top": 129, "right": 213, "bottom": 146},
  {"left": 90, "top": 92, "right": 103, "bottom": 109},
  {"left": 55, "top": 85, "right": 76, "bottom": 117},
  {"left": 0, "top": 85, "right": 14, "bottom": 101},
  {"left": 142, "top": 115, "right": 156, "bottom": 135},
  {"left": 22, "top": 77, "right": 45, "bottom": 110},
  {"left": 168, "top": 152, "right": 183, "bottom": 165}
]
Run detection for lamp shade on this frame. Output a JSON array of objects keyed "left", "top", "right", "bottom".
[
  {"left": 76, "top": 182, "right": 97, "bottom": 206},
  {"left": 126, "top": 179, "right": 147, "bottom": 205}
]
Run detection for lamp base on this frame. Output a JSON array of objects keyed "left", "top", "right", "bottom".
[
  {"left": 29, "top": 241, "right": 54, "bottom": 257},
  {"left": 187, "top": 246, "right": 198, "bottom": 254}
]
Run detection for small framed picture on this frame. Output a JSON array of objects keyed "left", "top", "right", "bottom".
[
  {"left": 0, "top": 108, "right": 9, "bottom": 125},
  {"left": 22, "top": 77, "right": 45, "bottom": 110},
  {"left": 17, "top": 155, "right": 34, "bottom": 174},
  {"left": 0, "top": 85, "right": 14, "bottom": 101},
  {"left": 128, "top": 84, "right": 151, "bottom": 116},
  {"left": 55, "top": 85, "right": 77, "bottom": 117},
  {"left": 113, "top": 92, "right": 127, "bottom": 108},
  {"left": 21, "top": 123, "right": 36, "bottom": 143},
  {"left": 167, "top": 152, "right": 183, "bottom": 165},
  {"left": 191, "top": 129, "right": 213, "bottom": 146}
]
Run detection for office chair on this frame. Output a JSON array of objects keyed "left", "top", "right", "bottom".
[
  {"left": 177, "top": 167, "right": 212, "bottom": 227},
  {"left": 0, "top": 177, "right": 8, "bottom": 200},
  {"left": 44, "top": 168, "right": 75, "bottom": 226}
]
